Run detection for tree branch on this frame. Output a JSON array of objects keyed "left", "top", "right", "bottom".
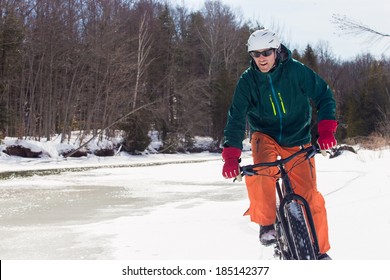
[
  {"left": 331, "top": 14, "right": 390, "bottom": 51},
  {"left": 64, "top": 100, "right": 161, "bottom": 158}
]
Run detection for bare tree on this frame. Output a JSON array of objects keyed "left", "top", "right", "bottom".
[
  {"left": 332, "top": 14, "right": 390, "bottom": 52},
  {"left": 377, "top": 86, "right": 390, "bottom": 138},
  {"left": 133, "top": 12, "right": 153, "bottom": 109},
  {"left": 197, "top": 0, "right": 248, "bottom": 142}
]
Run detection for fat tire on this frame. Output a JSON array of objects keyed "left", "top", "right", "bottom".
[
  {"left": 274, "top": 221, "right": 293, "bottom": 260},
  {"left": 285, "top": 201, "right": 316, "bottom": 260}
]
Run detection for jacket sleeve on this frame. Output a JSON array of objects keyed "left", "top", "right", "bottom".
[
  {"left": 223, "top": 74, "right": 251, "bottom": 150},
  {"left": 298, "top": 63, "right": 337, "bottom": 121}
]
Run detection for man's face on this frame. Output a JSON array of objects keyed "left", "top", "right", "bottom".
[{"left": 249, "top": 48, "right": 276, "bottom": 73}]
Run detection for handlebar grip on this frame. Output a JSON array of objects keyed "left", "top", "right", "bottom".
[{"left": 316, "top": 140, "right": 328, "bottom": 157}]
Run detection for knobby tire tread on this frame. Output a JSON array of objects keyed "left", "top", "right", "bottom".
[{"left": 285, "top": 201, "right": 316, "bottom": 260}]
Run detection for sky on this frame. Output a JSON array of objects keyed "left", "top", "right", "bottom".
[
  {"left": 1, "top": 136, "right": 390, "bottom": 279},
  {"left": 171, "top": 0, "right": 390, "bottom": 61}
]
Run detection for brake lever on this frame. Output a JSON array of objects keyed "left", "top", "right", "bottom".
[
  {"left": 234, "top": 173, "right": 242, "bottom": 182},
  {"left": 234, "top": 167, "right": 257, "bottom": 182}
]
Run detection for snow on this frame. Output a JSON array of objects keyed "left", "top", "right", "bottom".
[{"left": 1, "top": 136, "right": 390, "bottom": 279}]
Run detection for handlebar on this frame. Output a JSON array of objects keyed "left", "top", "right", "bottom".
[{"left": 235, "top": 145, "right": 324, "bottom": 182}]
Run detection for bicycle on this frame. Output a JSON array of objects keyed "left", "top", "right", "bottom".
[{"left": 236, "top": 145, "right": 324, "bottom": 260}]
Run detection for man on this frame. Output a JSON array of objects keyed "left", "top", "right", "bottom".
[{"left": 221, "top": 29, "right": 337, "bottom": 260}]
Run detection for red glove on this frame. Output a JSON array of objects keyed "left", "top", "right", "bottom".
[
  {"left": 222, "top": 147, "right": 241, "bottom": 179},
  {"left": 317, "top": 120, "right": 338, "bottom": 150}
]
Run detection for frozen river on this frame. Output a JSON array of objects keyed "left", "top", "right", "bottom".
[
  {"left": 1, "top": 150, "right": 390, "bottom": 260},
  {"left": 0, "top": 158, "right": 260, "bottom": 259}
]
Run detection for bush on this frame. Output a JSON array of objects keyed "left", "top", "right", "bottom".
[
  {"left": 4, "top": 145, "right": 42, "bottom": 158},
  {"left": 119, "top": 116, "right": 151, "bottom": 154},
  {"left": 159, "top": 132, "right": 179, "bottom": 154},
  {"left": 158, "top": 133, "right": 198, "bottom": 154},
  {"left": 344, "top": 133, "right": 390, "bottom": 150}
]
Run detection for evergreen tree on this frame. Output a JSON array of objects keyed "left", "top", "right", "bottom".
[{"left": 300, "top": 44, "right": 319, "bottom": 72}]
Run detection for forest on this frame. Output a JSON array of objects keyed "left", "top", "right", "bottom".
[{"left": 1, "top": 0, "right": 389, "bottom": 154}]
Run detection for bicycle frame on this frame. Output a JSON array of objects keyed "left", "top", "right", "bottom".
[{"left": 239, "top": 145, "right": 321, "bottom": 260}]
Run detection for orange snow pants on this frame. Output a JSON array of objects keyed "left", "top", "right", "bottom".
[{"left": 244, "top": 132, "right": 330, "bottom": 254}]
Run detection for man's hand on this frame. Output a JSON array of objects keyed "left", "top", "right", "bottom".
[
  {"left": 317, "top": 120, "right": 338, "bottom": 150},
  {"left": 222, "top": 147, "right": 241, "bottom": 179}
]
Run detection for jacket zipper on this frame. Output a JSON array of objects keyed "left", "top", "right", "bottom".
[
  {"left": 269, "top": 93, "right": 286, "bottom": 115},
  {"left": 269, "top": 95, "right": 277, "bottom": 115},
  {"left": 278, "top": 92, "right": 286, "bottom": 114},
  {"left": 267, "top": 75, "right": 284, "bottom": 142}
]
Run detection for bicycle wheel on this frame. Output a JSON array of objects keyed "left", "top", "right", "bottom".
[
  {"left": 285, "top": 201, "right": 316, "bottom": 260},
  {"left": 274, "top": 184, "right": 294, "bottom": 260},
  {"left": 274, "top": 218, "right": 294, "bottom": 260}
]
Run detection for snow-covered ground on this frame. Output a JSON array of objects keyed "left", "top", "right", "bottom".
[{"left": 1, "top": 136, "right": 390, "bottom": 279}]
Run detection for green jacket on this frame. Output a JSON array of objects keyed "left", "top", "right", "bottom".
[{"left": 223, "top": 45, "right": 336, "bottom": 149}]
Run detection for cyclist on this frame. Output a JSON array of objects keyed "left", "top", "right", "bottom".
[{"left": 221, "top": 29, "right": 337, "bottom": 260}]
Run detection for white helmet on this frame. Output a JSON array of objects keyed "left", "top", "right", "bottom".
[{"left": 247, "top": 29, "right": 281, "bottom": 52}]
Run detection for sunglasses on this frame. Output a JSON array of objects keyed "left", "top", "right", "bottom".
[{"left": 249, "top": 49, "right": 274, "bottom": 58}]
